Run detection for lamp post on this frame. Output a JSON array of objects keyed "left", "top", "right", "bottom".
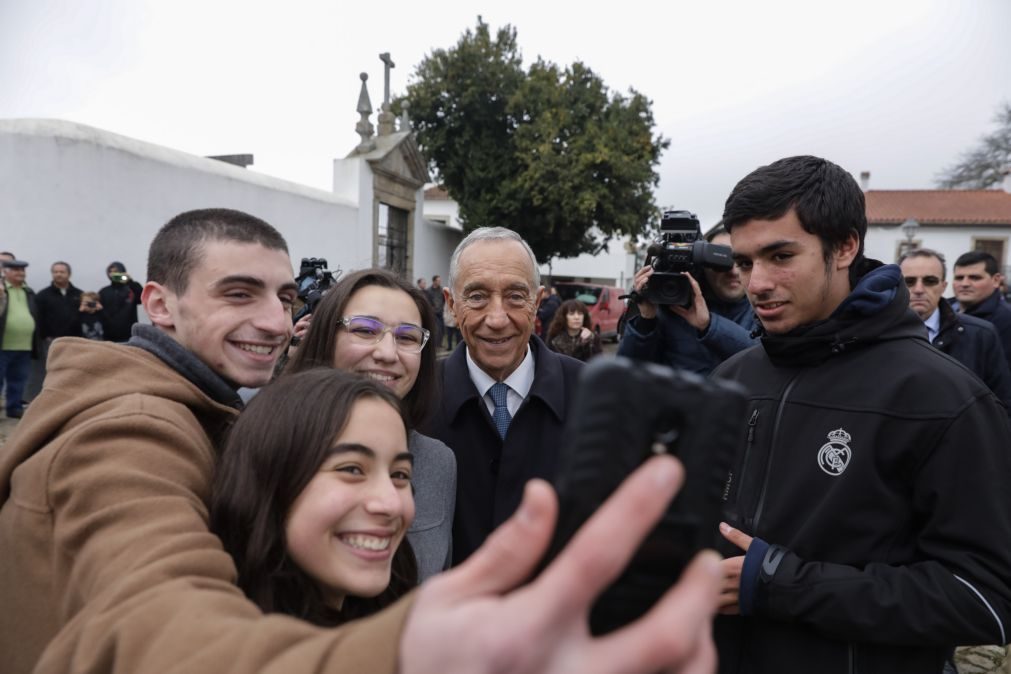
[{"left": 901, "top": 218, "right": 920, "bottom": 247}]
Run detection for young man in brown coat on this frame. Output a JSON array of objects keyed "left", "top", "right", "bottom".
[{"left": 0, "top": 208, "right": 723, "bottom": 674}]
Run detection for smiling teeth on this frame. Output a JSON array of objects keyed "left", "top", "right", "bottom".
[
  {"left": 340, "top": 534, "right": 391, "bottom": 551},
  {"left": 239, "top": 344, "right": 273, "bottom": 355},
  {"left": 363, "top": 373, "right": 395, "bottom": 382}
]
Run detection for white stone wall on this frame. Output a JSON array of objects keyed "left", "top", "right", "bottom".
[
  {"left": 413, "top": 219, "right": 462, "bottom": 286},
  {"left": 1, "top": 119, "right": 362, "bottom": 304},
  {"left": 541, "top": 239, "right": 638, "bottom": 290}
]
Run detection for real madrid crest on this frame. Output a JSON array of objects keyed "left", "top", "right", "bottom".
[{"left": 817, "top": 428, "right": 852, "bottom": 476}]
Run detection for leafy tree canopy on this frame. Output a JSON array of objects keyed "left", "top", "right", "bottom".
[
  {"left": 400, "top": 18, "right": 668, "bottom": 263},
  {"left": 936, "top": 102, "right": 1011, "bottom": 189}
]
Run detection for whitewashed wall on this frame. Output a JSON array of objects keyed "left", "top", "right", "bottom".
[
  {"left": 865, "top": 224, "right": 1011, "bottom": 280},
  {"left": 1, "top": 119, "right": 362, "bottom": 302}
]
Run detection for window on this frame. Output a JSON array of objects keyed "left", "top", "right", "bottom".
[
  {"left": 378, "top": 204, "right": 409, "bottom": 276},
  {"left": 971, "top": 237, "right": 1007, "bottom": 269}
]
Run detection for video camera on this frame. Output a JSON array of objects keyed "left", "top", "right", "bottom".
[
  {"left": 293, "top": 257, "right": 341, "bottom": 322},
  {"left": 642, "top": 210, "right": 733, "bottom": 307}
]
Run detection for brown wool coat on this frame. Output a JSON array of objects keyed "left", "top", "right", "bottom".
[{"left": 0, "top": 338, "right": 414, "bottom": 674}]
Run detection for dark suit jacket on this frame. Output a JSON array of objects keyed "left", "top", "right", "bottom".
[
  {"left": 934, "top": 298, "right": 1011, "bottom": 415},
  {"left": 425, "top": 336, "right": 582, "bottom": 563},
  {"left": 963, "top": 290, "right": 1011, "bottom": 372}
]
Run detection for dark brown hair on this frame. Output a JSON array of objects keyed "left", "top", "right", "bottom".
[
  {"left": 723, "top": 155, "right": 867, "bottom": 264},
  {"left": 286, "top": 268, "right": 438, "bottom": 427},
  {"left": 547, "top": 299, "right": 591, "bottom": 341},
  {"left": 210, "top": 368, "right": 418, "bottom": 626},
  {"left": 148, "top": 208, "right": 289, "bottom": 294}
]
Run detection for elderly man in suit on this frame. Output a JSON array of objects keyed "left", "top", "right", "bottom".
[{"left": 425, "top": 227, "right": 583, "bottom": 564}]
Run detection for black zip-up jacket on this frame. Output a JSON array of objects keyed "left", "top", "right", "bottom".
[{"left": 712, "top": 262, "right": 1011, "bottom": 674}]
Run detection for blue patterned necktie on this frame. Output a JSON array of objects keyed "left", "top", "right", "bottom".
[{"left": 489, "top": 382, "right": 512, "bottom": 439}]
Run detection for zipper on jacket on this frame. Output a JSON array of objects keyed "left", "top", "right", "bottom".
[
  {"left": 751, "top": 373, "right": 800, "bottom": 534},
  {"left": 847, "top": 643, "right": 856, "bottom": 674},
  {"left": 728, "top": 409, "right": 760, "bottom": 522}
]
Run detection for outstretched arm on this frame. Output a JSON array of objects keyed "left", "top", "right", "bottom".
[{"left": 400, "top": 455, "right": 723, "bottom": 674}]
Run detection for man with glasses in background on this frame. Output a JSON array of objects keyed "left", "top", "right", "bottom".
[
  {"left": 425, "top": 227, "right": 583, "bottom": 564},
  {"left": 900, "top": 249, "right": 1011, "bottom": 414}
]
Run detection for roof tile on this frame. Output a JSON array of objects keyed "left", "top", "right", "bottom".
[{"left": 866, "top": 190, "right": 1011, "bottom": 225}]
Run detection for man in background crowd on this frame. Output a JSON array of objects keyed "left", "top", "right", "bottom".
[
  {"left": 900, "top": 248, "right": 1011, "bottom": 413},
  {"left": 619, "top": 223, "right": 757, "bottom": 375},
  {"left": 99, "top": 260, "right": 143, "bottom": 342},
  {"left": 0, "top": 258, "right": 38, "bottom": 418},
  {"left": 426, "top": 274, "right": 446, "bottom": 348},
  {"left": 952, "top": 250, "right": 1011, "bottom": 371},
  {"left": 35, "top": 261, "right": 83, "bottom": 351}
]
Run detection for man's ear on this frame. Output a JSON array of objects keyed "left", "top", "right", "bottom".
[
  {"left": 835, "top": 232, "right": 860, "bottom": 271},
  {"left": 444, "top": 286, "right": 460, "bottom": 322},
  {"left": 142, "top": 282, "right": 176, "bottom": 330}
]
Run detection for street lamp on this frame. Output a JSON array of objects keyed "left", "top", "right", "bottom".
[{"left": 901, "top": 218, "right": 920, "bottom": 245}]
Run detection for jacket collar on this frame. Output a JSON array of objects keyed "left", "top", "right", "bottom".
[
  {"left": 965, "top": 289, "right": 1003, "bottom": 318},
  {"left": 441, "top": 335, "right": 567, "bottom": 425},
  {"left": 760, "top": 261, "right": 925, "bottom": 367},
  {"left": 126, "top": 324, "right": 243, "bottom": 409}
]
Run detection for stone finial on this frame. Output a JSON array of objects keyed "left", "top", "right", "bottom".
[
  {"left": 355, "top": 72, "right": 375, "bottom": 152},
  {"left": 399, "top": 101, "right": 411, "bottom": 132}
]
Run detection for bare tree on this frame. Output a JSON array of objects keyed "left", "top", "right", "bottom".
[{"left": 936, "top": 102, "right": 1011, "bottom": 189}]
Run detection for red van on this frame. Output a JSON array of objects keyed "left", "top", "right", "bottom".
[{"left": 553, "top": 282, "right": 627, "bottom": 341}]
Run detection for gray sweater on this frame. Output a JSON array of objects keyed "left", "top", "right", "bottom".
[{"left": 407, "top": 431, "right": 457, "bottom": 581}]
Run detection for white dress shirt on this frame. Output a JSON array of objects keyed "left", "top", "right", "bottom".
[{"left": 465, "top": 346, "right": 535, "bottom": 418}]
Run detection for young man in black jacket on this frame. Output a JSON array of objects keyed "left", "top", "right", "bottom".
[{"left": 712, "top": 156, "right": 1011, "bottom": 674}]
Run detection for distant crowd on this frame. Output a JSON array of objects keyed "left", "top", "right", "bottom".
[{"left": 0, "top": 256, "right": 144, "bottom": 418}]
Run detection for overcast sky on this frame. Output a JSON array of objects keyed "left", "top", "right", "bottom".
[{"left": 2, "top": 0, "right": 1009, "bottom": 229}]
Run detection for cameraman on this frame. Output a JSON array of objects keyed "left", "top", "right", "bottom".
[{"left": 618, "top": 224, "right": 757, "bottom": 375}]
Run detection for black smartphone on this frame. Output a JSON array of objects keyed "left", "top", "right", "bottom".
[{"left": 542, "top": 356, "right": 746, "bottom": 635}]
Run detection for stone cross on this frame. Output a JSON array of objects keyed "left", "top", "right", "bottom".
[{"left": 379, "top": 52, "right": 395, "bottom": 105}]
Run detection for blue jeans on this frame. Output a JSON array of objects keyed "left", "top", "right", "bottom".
[{"left": 0, "top": 350, "right": 31, "bottom": 414}]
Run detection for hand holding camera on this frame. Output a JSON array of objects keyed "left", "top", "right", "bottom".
[{"left": 640, "top": 210, "right": 732, "bottom": 308}]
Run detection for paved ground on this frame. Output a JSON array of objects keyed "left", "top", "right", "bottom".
[{"left": 0, "top": 414, "right": 16, "bottom": 446}]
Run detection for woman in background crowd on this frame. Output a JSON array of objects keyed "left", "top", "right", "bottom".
[{"left": 546, "top": 299, "right": 602, "bottom": 362}]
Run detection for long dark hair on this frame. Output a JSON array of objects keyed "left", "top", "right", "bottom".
[
  {"left": 210, "top": 368, "right": 418, "bottom": 626},
  {"left": 547, "top": 299, "right": 591, "bottom": 341},
  {"left": 286, "top": 268, "right": 438, "bottom": 427}
]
